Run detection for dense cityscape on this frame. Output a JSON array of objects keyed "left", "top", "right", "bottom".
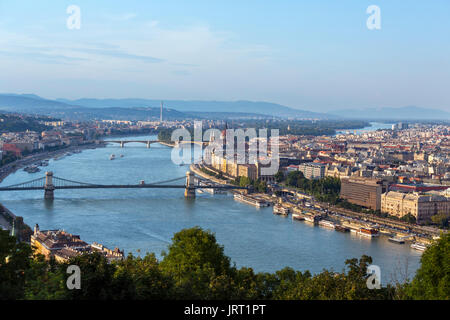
[
  {"left": 1, "top": 1, "right": 449, "bottom": 313},
  {"left": 0, "top": 108, "right": 449, "bottom": 301}
]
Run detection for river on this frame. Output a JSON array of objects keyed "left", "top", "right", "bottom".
[
  {"left": 336, "top": 122, "right": 394, "bottom": 135},
  {"left": 0, "top": 135, "right": 421, "bottom": 284}
]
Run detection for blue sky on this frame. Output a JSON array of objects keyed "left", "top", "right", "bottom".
[{"left": 0, "top": 0, "right": 449, "bottom": 112}]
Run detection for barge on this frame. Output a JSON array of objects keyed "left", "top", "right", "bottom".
[
  {"left": 357, "top": 227, "right": 380, "bottom": 238},
  {"left": 335, "top": 225, "right": 350, "bottom": 233},
  {"left": 292, "top": 213, "right": 305, "bottom": 221},
  {"left": 388, "top": 237, "right": 405, "bottom": 244},
  {"left": 318, "top": 220, "right": 336, "bottom": 229},
  {"left": 273, "top": 205, "right": 291, "bottom": 216},
  {"left": 234, "top": 194, "right": 270, "bottom": 208},
  {"left": 411, "top": 242, "right": 428, "bottom": 251}
]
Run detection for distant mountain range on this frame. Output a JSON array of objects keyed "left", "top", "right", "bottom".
[
  {"left": 0, "top": 93, "right": 448, "bottom": 121},
  {"left": 0, "top": 94, "right": 332, "bottom": 120},
  {"left": 56, "top": 98, "right": 331, "bottom": 119},
  {"left": 329, "top": 106, "right": 450, "bottom": 120},
  {"left": 0, "top": 94, "right": 186, "bottom": 121}
]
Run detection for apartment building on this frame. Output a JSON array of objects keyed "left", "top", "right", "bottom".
[
  {"left": 340, "top": 177, "right": 386, "bottom": 211},
  {"left": 299, "top": 162, "right": 325, "bottom": 180},
  {"left": 381, "top": 191, "right": 450, "bottom": 224}
]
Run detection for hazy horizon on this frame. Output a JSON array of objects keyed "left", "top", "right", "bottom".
[
  {"left": 1, "top": 1, "right": 449, "bottom": 112},
  {"left": 2, "top": 92, "right": 448, "bottom": 115}
]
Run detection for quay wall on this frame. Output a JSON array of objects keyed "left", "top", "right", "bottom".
[{"left": 0, "top": 203, "right": 33, "bottom": 243}]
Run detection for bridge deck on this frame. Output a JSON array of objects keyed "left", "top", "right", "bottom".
[{"left": 0, "top": 184, "right": 247, "bottom": 191}]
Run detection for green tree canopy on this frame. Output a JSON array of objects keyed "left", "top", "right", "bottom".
[
  {"left": 0, "top": 230, "right": 32, "bottom": 299},
  {"left": 405, "top": 233, "right": 450, "bottom": 300}
]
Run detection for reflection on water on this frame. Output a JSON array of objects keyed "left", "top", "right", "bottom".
[{"left": 0, "top": 135, "right": 422, "bottom": 284}]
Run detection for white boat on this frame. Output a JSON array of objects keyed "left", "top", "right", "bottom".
[
  {"left": 39, "top": 160, "right": 49, "bottom": 167},
  {"left": 292, "top": 213, "right": 305, "bottom": 221},
  {"left": 234, "top": 193, "right": 269, "bottom": 208},
  {"left": 24, "top": 165, "right": 40, "bottom": 173},
  {"left": 304, "top": 214, "right": 320, "bottom": 224},
  {"left": 357, "top": 227, "right": 380, "bottom": 238},
  {"left": 110, "top": 154, "right": 116, "bottom": 160},
  {"left": 273, "top": 204, "right": 290, "bottom": 216},
  {"left": 388, "top": 237, "right": 405, "bottom": 244},
  {"left": 120, "top": 154, "right": 124, "bottom": 158},
  {"left": 318, "top": 220, "right": 335, "bottom": 229},
  {"left": 411, "top": 242, "right": 427, "bottom": 251}
]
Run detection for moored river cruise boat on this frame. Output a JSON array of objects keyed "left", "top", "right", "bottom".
[
  {"left": 234, "top": 193, "right": 269, "bottom": 208},
  {"left": 357, "top": 227, "right": 380, "bottom": 238},
  {"left": 318, "top": 220, "right": 336, "bottom": 229},
  {"left": 304, "top": 214, "right": 321, "bottom": 225},
  {"left": 273, "top": 204, "right": 291, "bottom": 216},
  {"left": 335, "top": 225, "right": 350, "bottom": 233},
  {"left": 411, "top": 242, "right": 428, "bottom": 251},
  {"left": 292, "top": 213, "right": 305, "bottom": 221}
]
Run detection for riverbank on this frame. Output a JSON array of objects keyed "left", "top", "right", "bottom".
[
  {"left": 0, "top": 141, "right": 106, "bottom": 183},
  {"left": 158, "top": 141, "right": 175, "bottom": 147},
  {"left": 0, "top": 134, "right": 423, "bottom": 281},
  {"left": 189, "top": 162, "right": 442, "bottom": 246}
]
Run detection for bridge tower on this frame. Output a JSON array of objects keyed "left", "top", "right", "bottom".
[
  {"left": 184, "top": 171, "right": 196, "bottom": 198},
  {"left": 44, "top": 171, "right": 55, "bottom": 200}
]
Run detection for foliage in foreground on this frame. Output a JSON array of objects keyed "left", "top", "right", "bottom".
[{"left": 0, "top": 228, "right": 448, "bottom": 300}]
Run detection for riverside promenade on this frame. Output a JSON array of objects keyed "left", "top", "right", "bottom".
[{"left": 0, "top": 142, "right": 106, "bottom": 183}]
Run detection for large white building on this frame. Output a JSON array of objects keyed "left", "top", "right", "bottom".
[
  {"left": 299, "top": 162, "right": 325, "bottom": 180},
  {"left": 381, "top": 191, "right": 450, "bottom": 224}
]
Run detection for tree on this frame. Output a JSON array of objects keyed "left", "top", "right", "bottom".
[
  {"left": 405, "top": 233, "right": 450, "bottom": 299},
  {"left": 274, "top": 170, "right": 285, "bottom": 183},
  {"left": 431, "top": 213, "right": 449, "bottom": 228},
  {"left": 401, "top": 214, "right": 416, "bottom": 224},
  {"left": 24, "top": 255, "right": 67, "bottom": 300},
  {"left": 239, "top": 176, "right": 251, "bottom": 187},
  {"left": 0, "top": 230, "right": 32, "bottom": 299},
  {"left": 114, "top": 253, "right": 173, "bottom": 299},
  {"left": 286, "top": 171, "right": 303, "bottom": 187},
  {"left": 160, "top": 227, "right": 233, "bottom": 298},
  {"left": 64, "top": 252, "right": 118, "bottom": 300}
]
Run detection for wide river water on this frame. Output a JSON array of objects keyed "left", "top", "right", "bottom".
[
  {"left": 0, "top": 134, "right": 421, "bottom": 284},
  {"left": 336, "top": 122, "right": 393, "bottom": 135}
]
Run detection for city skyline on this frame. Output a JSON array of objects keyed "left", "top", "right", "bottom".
[{"left": 1, "top": 0, "right": 449, "bottom": 112}]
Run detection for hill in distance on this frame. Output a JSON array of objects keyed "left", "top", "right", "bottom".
[
  {"left": 329, "top": 106, "right": 450, "bottom": 120},
  {"left": 56, "top": 98, "right": 332, "bottom": 119},
  {"left": 1, "top": 94, "right": 447, "bottom": 121},
  {"left": 1, "top": 94, "right": 331, "bottom": 119},
  {"left": 0, "top": 94, "right": 187, "bottom": 121}
]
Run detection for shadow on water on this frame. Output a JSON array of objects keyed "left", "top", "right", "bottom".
[
  {"left": 184, "top": 197, "right": 196, "bottom": 209},
  {"left": 44, "top": 199, "right": 54, "bottom": 211}
]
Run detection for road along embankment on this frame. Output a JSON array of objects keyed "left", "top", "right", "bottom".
[{"left": 0, "top": 142, "right": 106, "bottom": 183}]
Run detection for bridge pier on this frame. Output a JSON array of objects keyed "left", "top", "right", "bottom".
[
  {"left": 44, "top": 171, "right": 55, "bottom": 200},
  {"left": 184, "top": 171, "right": 196, "bottom": 199},
  {"left": 146, "top": 141, "right": 151, "bottom": 148},
  {"left": 120, "top": 141, "right": 125, "bottom": 148}
]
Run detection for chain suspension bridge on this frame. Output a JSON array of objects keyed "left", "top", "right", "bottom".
[{"left": 0, "top": 171, "right": 247, "bottom": 199}]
